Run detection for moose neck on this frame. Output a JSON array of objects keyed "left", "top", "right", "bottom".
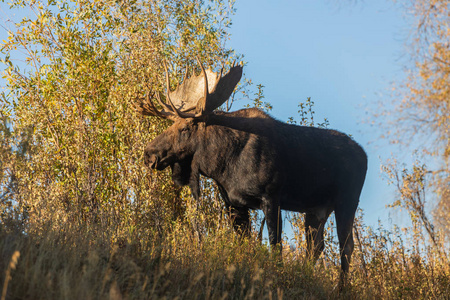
[{"left": 194, "top": 112, "right": 259, "bottom": 188}]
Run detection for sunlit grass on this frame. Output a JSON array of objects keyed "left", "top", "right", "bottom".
[{"left": 1, "top": 207, "right": 449, "bottom": 299}]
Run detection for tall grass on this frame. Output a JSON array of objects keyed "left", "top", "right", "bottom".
[{"left": 1, "top": 206, "right": 449, "bottom": 299}]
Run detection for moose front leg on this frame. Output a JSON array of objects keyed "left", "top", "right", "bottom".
[
  {"left": 227, "top": 205, "right": 250, "bottom": 236},
  {"left": 304, "top": 211, "right": 331, "bottom": 262},
  {"left": 217, "top": 184, "right": 251, "bottom": 236},
  {"left": 188, "top": 168, "right": 200, "bottom": 201},
  {"left": 262, "top": 200, "right": 282, "bottom": 253}
]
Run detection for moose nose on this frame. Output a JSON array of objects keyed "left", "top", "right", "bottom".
[{"left": 144, "top": 152, "right": 159, "bottom": 169}]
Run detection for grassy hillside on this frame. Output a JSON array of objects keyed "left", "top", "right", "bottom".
[{"left": 1, "top": 209, "right": 449, "bottom": 299}]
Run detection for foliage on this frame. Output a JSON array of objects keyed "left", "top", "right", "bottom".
[
  {"left": 287, "top": 97, "right": 329, "bottom": 128},
  {"left": 377, "top": 0, "right": 450, "bottom": 238},
  {"left": 243, "top": 83, "right": 272, "bottom": 112},
  {"left": 0, "top": 0, "right": 239, "bottom": 237},
  {"left": 382, "top": 158, "right": 449, "bottom": 257}
]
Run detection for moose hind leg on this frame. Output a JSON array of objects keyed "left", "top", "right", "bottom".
[
  {"left": 335, "top": 201, "right": 358, "bottom": 282},
  {"left": 263, "top": 202, "right": 282, "bottom": 251},
  {"left": 304, "top": 211, "right": 330, "bottom": 262}
]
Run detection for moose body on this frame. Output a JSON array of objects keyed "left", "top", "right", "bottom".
[{"left": 137, "top": 61, "right": 367, "bottom": 281}]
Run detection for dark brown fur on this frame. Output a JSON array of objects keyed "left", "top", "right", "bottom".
[{"left": 145, "top": 107, "right": 367, "bottom": 278}]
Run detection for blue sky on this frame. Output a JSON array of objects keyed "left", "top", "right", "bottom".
[{"left": 228, "top": 0, "right": 409, "bottom": 229}]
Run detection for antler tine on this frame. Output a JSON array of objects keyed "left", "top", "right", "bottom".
[
  {"left": 135, "top": 93, "right": 170, "bottom": 119},
  {"left": 144, "top": 93, "right": 165, "bottom": 118},
  {"left": 219, "top": 61, "right": 225, "bottom": 78},
  {"left": 162, "top": 60, "right": 184, "bottom": 118},
  {"left": 163, "top": 60, "right": 171, "bottom": 94},
  {"left": 155, "top": 91, "right": 171, "bottom": 110},
  {"left": 183, "top": 64, "right": 189, "bottom": 83},
  {"left": 196, "top": 56, "right": 209, "bottom": 114}
]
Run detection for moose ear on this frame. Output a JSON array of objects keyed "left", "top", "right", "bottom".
[{"left": 198, "top": 64, "right": 243, "bottom": 113}]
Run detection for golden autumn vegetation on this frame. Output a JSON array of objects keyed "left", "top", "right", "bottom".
[
  {"left": 386, "top": 0, "right": 450, "bottom": 238},
  {"left": 0, "top": 0, "right": 449, "bottom": 299}
]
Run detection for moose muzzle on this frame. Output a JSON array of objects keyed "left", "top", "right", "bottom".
[{"left": 144, "top": 152, "right": 159, "bottom": 169}]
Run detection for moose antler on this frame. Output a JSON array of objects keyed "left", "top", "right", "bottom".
[{"left": 136, "top": 59, "right": 243, "bottom": 120}]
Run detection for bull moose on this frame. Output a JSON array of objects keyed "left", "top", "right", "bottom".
[{"left": 136, "top": 60, "right": 367, "bottom": 281}]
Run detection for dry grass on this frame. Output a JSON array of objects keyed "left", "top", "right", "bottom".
[{"left": 1, "top": 209, "right": 449, "bottom": 300}]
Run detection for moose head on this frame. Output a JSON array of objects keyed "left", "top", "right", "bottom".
[{"left": 137, "top": 59, "right": 242, "bottom": 174}]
